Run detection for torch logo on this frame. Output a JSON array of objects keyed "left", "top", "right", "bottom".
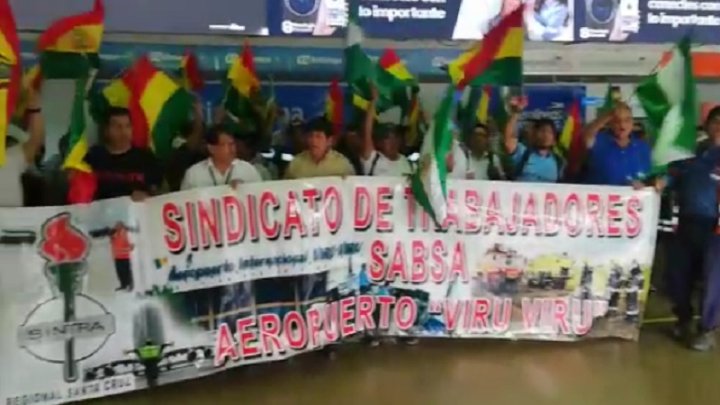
[{"left": 17, "top": 213, "right": 116, "bottom": 383}]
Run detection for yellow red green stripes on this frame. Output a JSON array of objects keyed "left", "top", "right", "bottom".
[
  {"left": 36, "top": 0, "right": 104, "bottom": 53},
  {"left": 379, "top": 49, "right": 414, "bottom": 82},
  {"left": 126, "top": 56, "right": 178, "bottom": 148},
  {"left": 124, "top": 56, "right": 191, "bottom": 159},
  {"left": 223, "top": 42, "right": 260, "bottom": 119},
  {"left": 448, "top": 7, "right": 524, "bottom": 88},
  {"left": 228, "top": 43, "right": 259, "bottom": 97}
]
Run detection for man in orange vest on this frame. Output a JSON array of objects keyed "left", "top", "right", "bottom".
[{"left": 111, "top": 222, "right": 134, "bottom": 291}]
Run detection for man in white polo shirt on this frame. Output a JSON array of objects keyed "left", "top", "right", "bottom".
[
  {"left": 0, "top": 88, "right": 45, "bottom": 207},
  {"left": 181, "top": 124, "right": 262, "bottom": 190},
  {"left": 360, "top": 87, "right": 412, "bottom": 177}
]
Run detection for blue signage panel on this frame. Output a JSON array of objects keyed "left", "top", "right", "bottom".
[
  {"left": 198, "top": 83, "right": 585, "bottom": 142},
  {"left": 520, "top": 85, "right": 586, "bottom": 130},
  {"left": 19, "top": 40, "right": 460, "bottom": 80},
  {"left": 10, "top": 0, "right": 268, "bottom": 36}
]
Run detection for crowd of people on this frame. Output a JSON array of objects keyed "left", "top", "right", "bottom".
[{"left": 2, "top": 82, "right": 720, "bottom": 352}]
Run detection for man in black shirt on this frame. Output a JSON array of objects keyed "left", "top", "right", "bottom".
[{"left": 84, "top": 108, "right": 162, "bottom": 201}]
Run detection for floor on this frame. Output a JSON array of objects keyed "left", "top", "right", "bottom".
[
  {"left": 93, "top": 247, "right": 716, "bottom": 405},
  {"left": 90, "top": 323, "right": 719, "bottom": 405}
]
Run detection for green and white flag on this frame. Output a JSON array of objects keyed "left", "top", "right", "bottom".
[
  {"left": 410, "top": 85, "right": 457, "bottom": 225},
  {"left": 344, "top": 0, "right": 375, "bottom": 87},
  {"left": 636, "top": 37, "right": 697, "bottom": 171}
]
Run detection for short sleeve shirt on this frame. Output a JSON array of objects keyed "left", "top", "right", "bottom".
[
  {"left": 585, "top": 132, "right": 651, "bottom": 186},
  {"left": 510, "top": 143, "right": 562, "bottom": 183},
  {"left": 470, "top": 153, "right": 504, "bottom": 181},
  {"left": 84, "top": 146, "right": 163, "bottom": 200},
  {"left": 181, "top": 159, "right": 262, "bottom": 190},
  {"left": 285, "top": 150, "right": 355, "bottom": 179},
  {"left": 362, "top": 150, "right": 412, "bottom": 177}
]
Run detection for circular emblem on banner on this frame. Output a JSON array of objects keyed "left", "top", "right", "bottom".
[
  {"left": 18, "top": 295, "right": 115, "bottom": 365},
  {"left": 587, "top": 0, "right": 619, "bottom": 25},
  {"left": 285, "top": 0, "right": 320, "bottom": 17}
]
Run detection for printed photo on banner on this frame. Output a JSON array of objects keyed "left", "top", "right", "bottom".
[
  {"left": 453, "top": 0, "right": 575, "bottom": 42},
  {"left": 350, "top": 177, "right": 658, "bottom": 340}
]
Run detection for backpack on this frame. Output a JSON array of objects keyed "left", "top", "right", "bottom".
[{"left": 510, "top": 148, "right": 563, "bottom": 182}]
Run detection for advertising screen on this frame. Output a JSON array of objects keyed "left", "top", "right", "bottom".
[
  {"left": 267, "top": 0, "right": 574, "bottom": 42},
  {"left": 10, "top": 0, "right": 269, "bottom": 36},
  {"left": 575, "top": 0, "right": 720, "bottom": 44}
]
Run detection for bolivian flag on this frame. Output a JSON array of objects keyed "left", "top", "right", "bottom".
[
  {"left": 0, "top": 0, "right": 21, "bottom": 166},
  {"left": 325, "top": 78, "right": 344, "bottom": 136},
  {"left": 37, "top": 0, "right": 104, "bottom": 79},
  {"left": 63, "top": 75, "right": 92, "bottom": 172},
  {"left": 448, "top": 6, "right": 524, "bottom": 89},
  {"left": 180, "top": 51, "right": 204, "bottom": 92},
  {"left": 378, "top": 49, "right": 415, "bottom": 84},
  {"left": 102, "top": 76, "right": 131, "bottom": 108},
  {"left": 224, "top": 42, "right": 260, "bottom": 119},
  {"left": 378, "top": 48, "right": 418, "bottom": 112},
  {"left": 89, "top": 75, "right": 131, "bottom": 124},
  {"left": 556, "top": 99, "right": 584, "bottom": 178},
  {"left": 125, "top": 56, "right": 192, "bottom": 160}
]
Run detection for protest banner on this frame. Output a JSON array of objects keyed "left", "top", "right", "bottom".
[{"left": 0, "top": 178, "right": 659, "bottom": 404}]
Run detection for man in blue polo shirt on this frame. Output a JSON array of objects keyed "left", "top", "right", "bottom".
[
  {"left": 503, "top": 98, "right": 563, "bottom": 183},
  {"left": 582, "top": 102, "right": 651, "bottom": 187},
  {"left": 657, "top": 106, "right": 720, "bottom": 351}
]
